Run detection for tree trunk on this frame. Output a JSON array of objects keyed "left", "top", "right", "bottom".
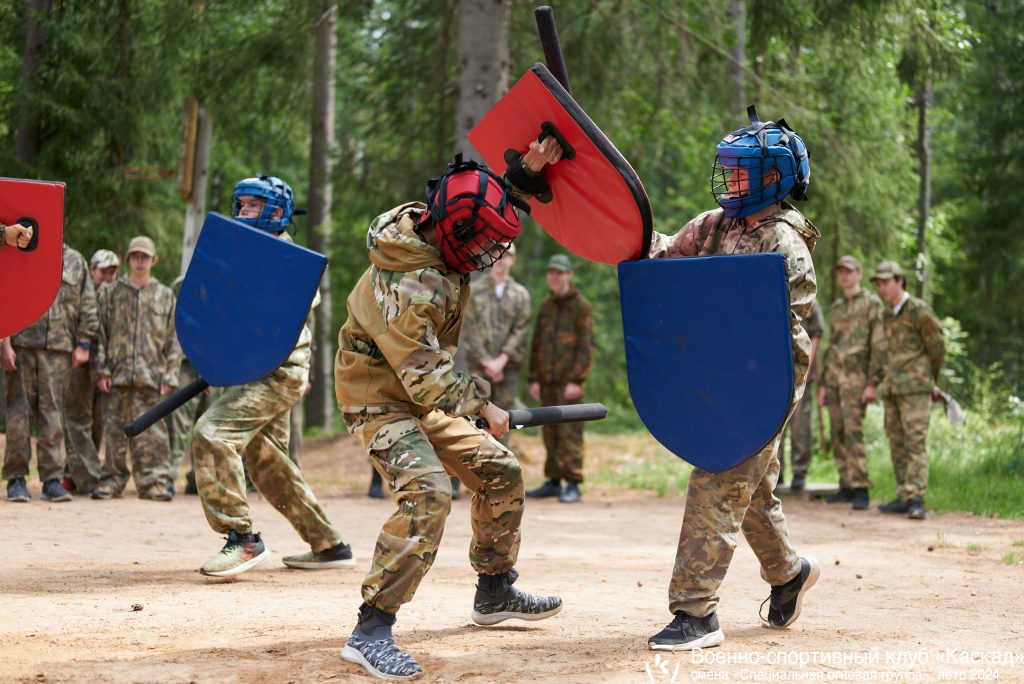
[
  {"left": 16, "top": 0, "right": 51, "bottom": 166},
  {"left": 729, "top": 1, "right": 747, "bottom": 117},
  {"left": 452, "top": 0, "right": 511, "bottom": 161},
  {"left": 914, "top": 80, "right": 933, "bottom": 298},
  {"left": 304, "top": 2, "right": 337, "bottom": 431}
]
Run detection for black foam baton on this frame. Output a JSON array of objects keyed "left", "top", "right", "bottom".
[
  {"left": 476, "top": 402, "right": 607, "bottom": 430},
  {"left": 535, "top": 6, "right": 571, "bottom": 95},
  {"left": 124, "top": 378, "right": 209, "bottom": 437}
]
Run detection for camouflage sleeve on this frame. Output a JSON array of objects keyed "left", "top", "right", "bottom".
[
  {"left": 919, "top": 306, "right": 946, "bottom": 383},
  {"left": 804, "top": 299, "right": 825, "bottom": 339},
  {"left": 867, "top": 298, "right": 887, "bottom": 386},
  {"left": 569, "top": 298, "right": 594, "bottom": 383},
  {"left": 460, "top": 297, "right": 487, "bottom": 366},
  {"left": 160, "top": 293, "right": 183, "bottom": 388},
  {"left": 647, "top": 210, "right": 717, "bottom": 259},
  {"left": 76, "top": 267, "right": 99, "bottom": 341},
  {"left": 501, "top": 287, "right": 532, "bottom": 365},
  {"left": 95, "top": 287, "right": 112, "bottom": 377}
]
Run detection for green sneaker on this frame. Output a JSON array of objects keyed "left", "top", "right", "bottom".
[
  {"left": 282, "top": 542, "right": 357, "bottom": 569},
  {"left": 200, "top": 531, "right": 271, "bottom": 577}
]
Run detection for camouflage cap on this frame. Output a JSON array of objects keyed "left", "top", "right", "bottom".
[
  {"left": 546, "top": 254, "right": 573, "bottom": 272},
  {"left": 90, "top": 249, "right": 120, "bottom": 270},
  {"left": 872, "top": 260, "right": 904, "bottom": 280},
  {"left": 836, "top": 255, "right": 861, "bottom": 272},
  {"left": 127, "top": 235, "right": 156, "bottom": 258}
]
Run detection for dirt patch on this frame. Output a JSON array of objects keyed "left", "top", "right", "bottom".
[{"left": 1, "top": 432, "right": 1023, "bottom": 683}]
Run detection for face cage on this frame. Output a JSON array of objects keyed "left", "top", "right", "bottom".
[
  {"left": 233, "top": 195, "right": 290, "bottom": 232},
  {"left": 710, "top": 155, "right": 774, "bottom": 210},
  {"left": 439, "top": 206, "right": 519, "bottom": 275}
]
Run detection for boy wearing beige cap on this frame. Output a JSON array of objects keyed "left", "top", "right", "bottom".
[{"left": 92, "top": 236, "right": 181, "bottom": 501}]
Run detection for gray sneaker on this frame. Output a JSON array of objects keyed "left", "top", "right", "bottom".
[
  {"left": 41, "top": 478, "right": 72, "bottom": 502},
  {"left": 283, "top": 542, "right": 356, "bottom": 569},
  {"left": 648, "top": 611, "right": 725, "bottom": 651},
  {"left": 471, "top": 569, "right": 562, "bottom": 626},
  {"left": 341, "top": 603, "right": 421, "bottom": 680},
  {"left": 7, "top": 478, "right": 30, "bottom": 503}
]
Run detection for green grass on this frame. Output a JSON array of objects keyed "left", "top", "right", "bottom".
[
  {"left": 934, "top": 531, "right": 956, "bottom": 549},
  {"left": 965, "top": 543, "right": 988, "bottom": 554},
  {"left": 1001, "top": 553, "right": 1024, "bottom": 565},
  {"left": 1013, "top": 540, "right": 1024, "bottom": 548}
]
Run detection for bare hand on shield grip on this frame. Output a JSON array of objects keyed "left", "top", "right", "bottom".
[
  {"left": 521, "top": 138, "right": 564, "bottom": 172},
  {"left": 3, "top": 222, "right": 33, "bottom": 248}
]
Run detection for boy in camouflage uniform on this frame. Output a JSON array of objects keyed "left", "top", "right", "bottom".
[
  {"left": 191, "top": 176, "right": 354, "bottom": 578},
  {"left": 92, "top": 236, "right": 180, "bottom": 501},
  {"left": 526, "top": 253, "right": 593, "bottom": 504},
  {"left": 872, "top": 261, "right": 945, "bottom": 520},
  {"left": 3, "top": 242, "right": 97, "bottom": 503},
  {"left": 335, "top": 144, "right": 562, "bottom": 681},
  {"left": 62, "top": 249, "right": 121, "bottom": 494},
  {"left": 783, "top": 298, "right": 824, "bottom": 490},
  {"left": 645, "top": 109, "right": 820, "bottom": 651},
  {"left": 818, "top": 255, "right": 887, "bottom": 510}
]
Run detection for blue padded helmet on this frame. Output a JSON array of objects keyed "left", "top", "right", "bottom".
[
  {"left": 710, "top": 105, "right": 810, "bottom": 218},
  {"left": 231, "top": 175, "right": 294, "bottom": 232}
]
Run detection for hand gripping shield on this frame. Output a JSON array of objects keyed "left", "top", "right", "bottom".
[
  {"left": 468, "top": 64, "right": 652, "bottom": 265},
  {"left": 0, "top": 178, "right": 65, "bottom": 338},
  {"left": 176, "top": 212, "right": 326, "bottom": 386},
  {"left": 619, "top": 254, "right": 795, "bottom": 473}
]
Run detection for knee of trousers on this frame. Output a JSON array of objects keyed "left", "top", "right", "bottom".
[
  {"left": 471, "top": 439, "right": 524, "bottom": 498},
  {"left": 396, "top": 470, "right": 455, "bottom": 519},
  {"left": 193, "top": 414, "right": 223, "bottom": 454}
]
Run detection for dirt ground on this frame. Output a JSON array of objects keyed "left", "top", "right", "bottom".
[{"left": 2, "top": 431, "right": 1023, "bottom": 684}]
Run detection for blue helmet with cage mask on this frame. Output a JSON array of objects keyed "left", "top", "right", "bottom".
[
  {"left": 710, "top": 105, "right": 810, "bottom": 218},
  {"left": 231, "top": 175, "right": 294, "bottom": 233}
]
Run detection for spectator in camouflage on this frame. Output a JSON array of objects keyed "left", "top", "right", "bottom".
[
  {"left": 818, "top": 255, "right": 887, "bottom": 510},
  {"left": 526, "top": 254, "right": 593, "bottom": 504},
  {"left": 92, "top": 236, "right": 180, "bottom": 501},
  {"left": 3, "top": 242, "right": 97, "bottom": 503},
  {"left": 872, "top": 260, "right": 945, "bottom": 521},
  {"left": 62, "top": 249, "right": 121, "bottom": 494}
]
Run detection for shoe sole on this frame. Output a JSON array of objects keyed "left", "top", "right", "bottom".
[
  {"left": 766, "top": 555, "right": 821, "bottom": 630},
  {"left": 41, "top": 495, "right": 72, "bottom": 502},
  {"left": 648, "top": 628, "right": 725, "bottom": 651},
  {"left": 282, "top": 557, "right": 357, "bottom": 569},
  {"left": 470, "top": 603, "right": 562, "bottom": 626},
  {"left": 341, "top": 645, "right": 421, "bottom": 681},
  {"left": 200, "top": 547, "right": 272, "bottom": 577},
  {"left": 7, "top": 496, "right": 30, "bottom": 503}
]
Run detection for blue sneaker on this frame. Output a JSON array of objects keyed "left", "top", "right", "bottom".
[
  {"left": 7, "top": 478, "right": 30, "bottom": 503},
  {"left": 41, "top": 478, "right": 72, "bottom": 502}
]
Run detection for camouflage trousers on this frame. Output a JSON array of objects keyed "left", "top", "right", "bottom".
[
  {"left": 539, "top": 383, "right": 585, "bottom": 484},
  {"left": 100, "top": 386, "right": 172, "bottom": 496},
  {"left": 164, "top": 361, "right": 220, "bottom": 485},
  {"left": 785, "top": 381, "right": 815, "bottom": 481},
  {"left": 470, "top": 364, "right": 523, "bottom": 447},
  {"left": 883, "top": 393, "right": 931, "bottom": 500},
  {"left": 62, "top": 362, "right": 104, "bottom": 492},
  {"left": 3, "top": 348, "right": 70, "bottom": 482},
  {"left": 193, "top": 376, "right": 343, "bottom": 551},
  {"left": 669, "top": 430, "right": 802, "bottom": 618},
  {"left": 344, "top": 409, "right": 524, "bottom": 614},
  {"left": 824, "top": 385, "right": 872, "bottom": 489}
]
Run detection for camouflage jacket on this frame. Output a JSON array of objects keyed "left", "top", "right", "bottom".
[
  {"left": 882, "top": 294, "right": 945, "bottom": 396},
  {"left": 95, "top": 276, "right": 182, "bottom": 390},
  {"left": 334, "top": 202, "right": 490, "bottom": 417},
  {"left": 11, "top": 244, "right": 98, "bottom": 353},
  {"left": 527, "top": 286, "right": 593, "bottom": 385},
  {"left": 821, "top": 289, "right": 886, "bottom": 390},
  {"left": 648, "top": 202, "right": 820, "bottom": 403},
  {"left": 462, "top": 276, "right": 532, "bottom": 369},
  {"left": 803, "top": 299, "right": 825, "bottom": 382}
]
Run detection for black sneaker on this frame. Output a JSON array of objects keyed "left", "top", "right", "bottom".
[
  {"left": 878, "top": 498, "right": 910, "bottom": 514},
  {"left": 559, "top": 481, "right": 581, "bottom": 504},
  {"left": 906, "top": 498, "right": 926, "bottom": 520},
  {"left": 790, "top": 475, "right": 806, "bottom": 491},
  {"left": 851, "top": 488, "right": 869, "bottom": 511},
  {"left": 648, "top": 610, "right": 725, "bottom": 651},
  {"left": 6, "top": 478, "right": 30, "bottom": 503},
  {"left": 526, "top": 479, "right": 561, "bottom": 498},
  {"left": 341, "top": 603, "right": 421, "bottom": 681},
  {"left": 450, "top": 475, "right": 462, "bottom": 501},
  {"left": 471, "top": 568, "right": 562, "bottom": 625},
  {"left": 825, "top": 488, "right": 855, "bottom": 504},
  {"left": 367, "top": 470, "right": 385, "bottom": 499},
  {"left": 283, "top": 541, "right": 357, "bottom": 569},
  {"left": 41, "top": 478, "right": 72, "bottom": 502},
  {"left": 762, "top": 556, "right": 820, "bottom": 629},
  {"left": 184, "top": 472, "right": 198, "bottom": 495}
]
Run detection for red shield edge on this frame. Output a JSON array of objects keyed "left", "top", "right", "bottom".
[
  {"left": 469, "top": 64, "right": 652, "bottom": 265},
  {"left": 0, "top": 178, "right": 65, "bottom": 338}
]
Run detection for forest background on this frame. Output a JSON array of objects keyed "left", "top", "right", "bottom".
[{"left": 1, "top": 0, "right": 1021, "bottom": 512}]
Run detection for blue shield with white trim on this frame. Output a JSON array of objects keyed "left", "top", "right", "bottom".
[
  {"left": 619, "top": 254, "right": 794, "bottom": 473},
  {"left": 176, "top": 212, "right": 326, "bottom": 387}
]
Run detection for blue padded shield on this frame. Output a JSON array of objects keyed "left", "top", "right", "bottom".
[
  {"left": 176, "top": 213, "right": 326, "bottom": 387},
  {"left": 619, "top": 254, "right": 794, "bottom": 473}
]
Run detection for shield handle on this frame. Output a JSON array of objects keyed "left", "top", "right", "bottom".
[{"left": 15, "top": 217, "right": 39, "bottom": 252}]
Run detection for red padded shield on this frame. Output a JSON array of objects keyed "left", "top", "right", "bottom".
[
  {"left": 0, "top": 178, "right": 65, "bottom": 338},
  {"left": 469, "top": 64, "right": 652, "bottom": 265}
]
